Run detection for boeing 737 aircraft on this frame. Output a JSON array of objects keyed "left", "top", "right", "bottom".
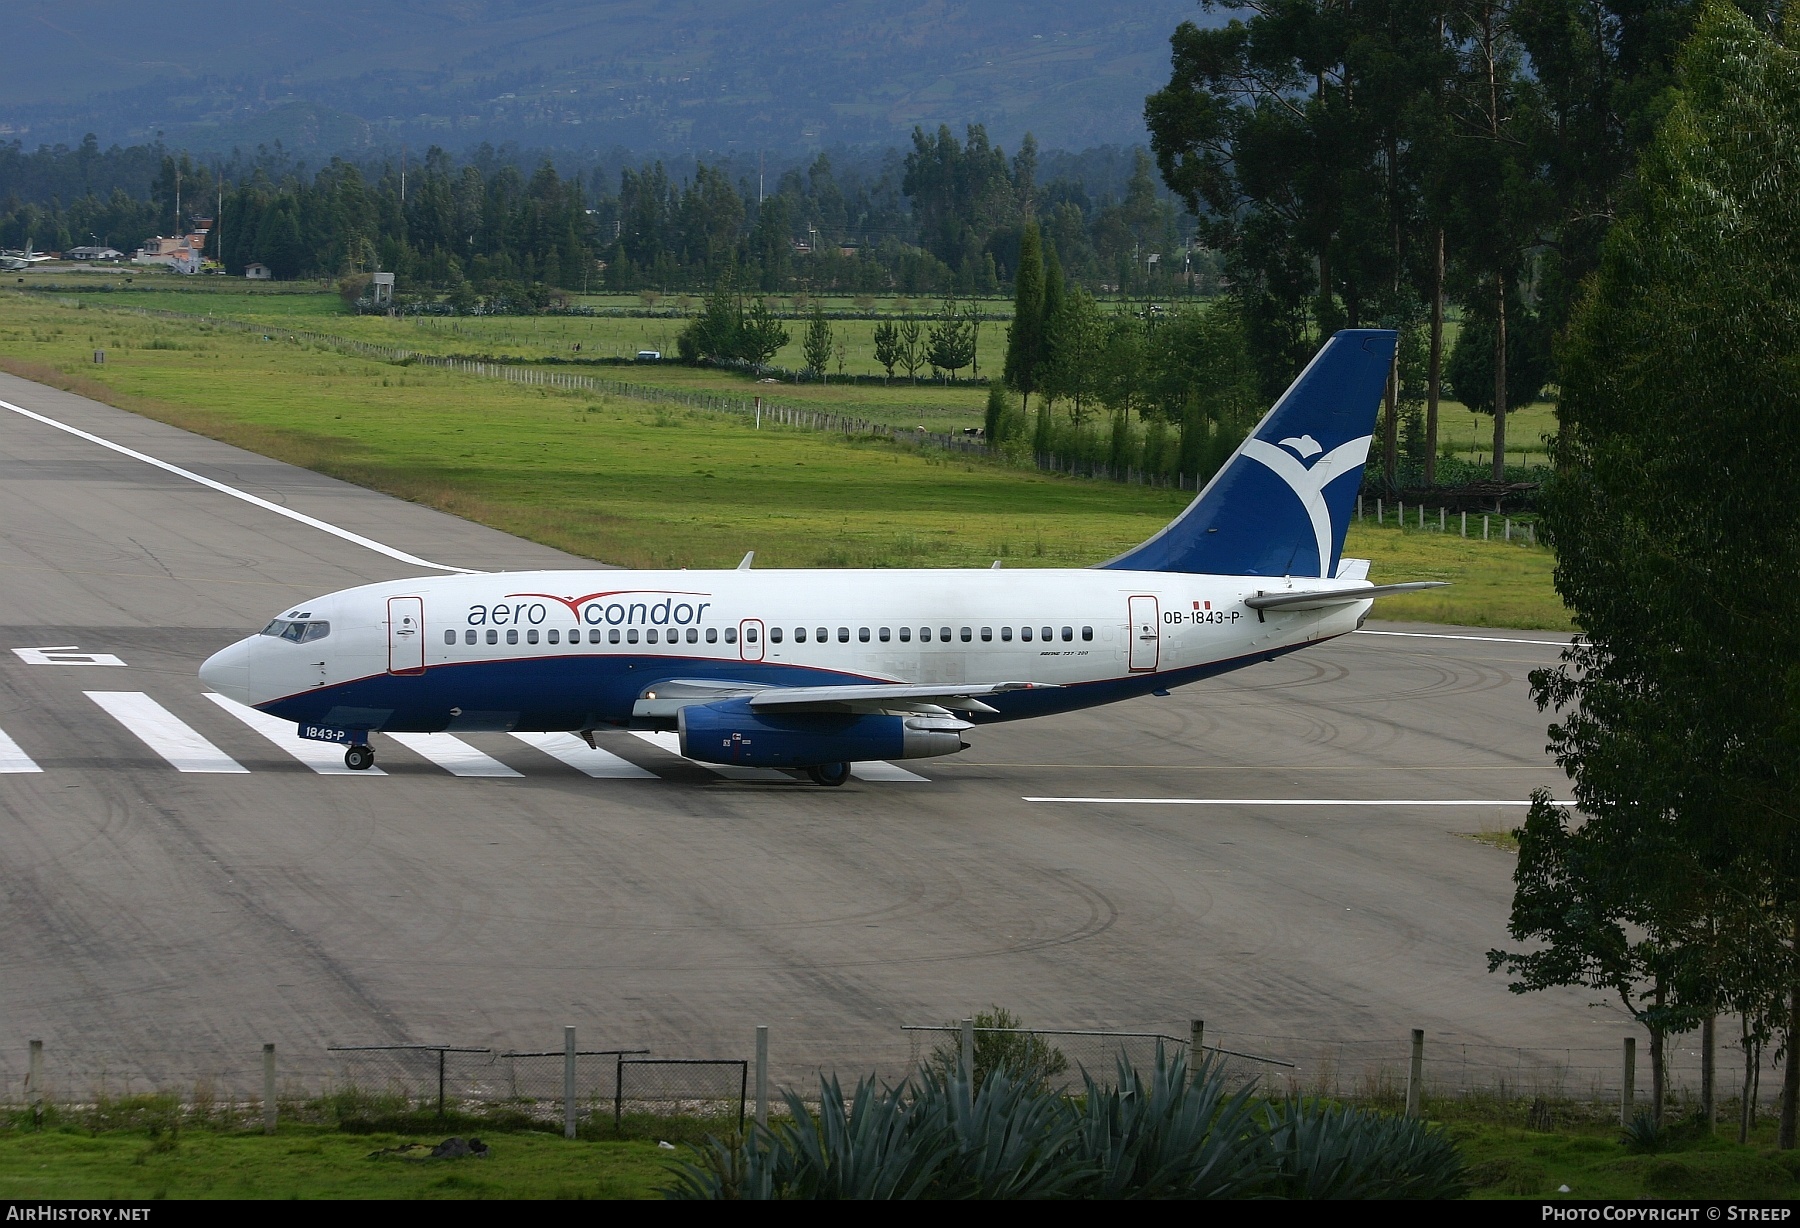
[{"left": 200, "top": 328, "right": 1438, "bottom": 784}]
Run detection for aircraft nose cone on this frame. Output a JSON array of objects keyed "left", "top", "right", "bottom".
[{"left": 199, "top": 638, "right": 255, "bottom": 703}]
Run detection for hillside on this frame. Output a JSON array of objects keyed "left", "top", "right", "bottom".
[{"left": 5, "top": 0, "right": 1203, "bottom": 155}]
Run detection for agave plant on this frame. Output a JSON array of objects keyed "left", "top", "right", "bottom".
[
  {"left": 665, "top": 1043, "right": 1472, "bottom": 1200},
  {"left": 1259, "top": 1099, "right": 1471, "bottom": 1199},
  {"left": 1067, "top": 1045, "right": 1265, "bottom": 1199}
]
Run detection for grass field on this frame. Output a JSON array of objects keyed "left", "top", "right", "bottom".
[
  {"left": 3, "top": 1107, "right": 1796, "bottom": 1199},
  {"left": 0, "top": 1125, "right": 674, "bottom": 1199},
  {"left": 21, "top": 272, "right": 1559, "bottom": 452},
  {"left": 0, "top": 288, "right": 1570, "bottom": 628}
]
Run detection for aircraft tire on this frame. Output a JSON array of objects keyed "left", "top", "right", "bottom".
[
  {"left": 807, "top": 762, "right": 851, "bottom": 787},
  {"left": 344, "top": 745, "right": 376, "bottom": 771}
]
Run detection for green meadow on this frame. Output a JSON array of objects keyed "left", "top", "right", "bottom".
[{"left": 0, "top": 288, "right": 1570, "bottom": 628}]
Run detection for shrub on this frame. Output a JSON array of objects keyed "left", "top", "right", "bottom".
[{"left": 667, "top": 1044, "right": 1471, "bottom": 1200}]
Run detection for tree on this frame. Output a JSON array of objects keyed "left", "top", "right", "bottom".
[
  {"left": 897, "top": 317, "right": 926, "bottom": 382},
  {"left": 739, "top": 297, "right": 790, "bottom": 366},
  {"left": 926, "top": 297, "right": 975, "bottom": 379},
  {"left": 872, "top": 318, "right": 900, "bottom": 380},
  {"left": 803, "top": 309, "right": 833, "bottom": 380},
  {"left": 1003, "top": 220, "right": 1045, "bottom": 412},
  {"left": 1444, "top": 297, "right": 1552, "bottom": 423},
  {"left": 678, "top": 281, "right": 742, "bottom": 361},
  {"left": 1495, "top": 2, "right": 1800, "bottom": 1145},
  {"left": 1040, "top": 286, "right": 1105, "bottom": 422}
]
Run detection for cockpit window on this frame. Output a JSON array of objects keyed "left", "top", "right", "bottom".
[{"left": 261, "top": 619, "right": 330, "bottom": 643}]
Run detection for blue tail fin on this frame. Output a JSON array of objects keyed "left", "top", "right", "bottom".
[{"left": 1101, "top": 328, "right": 1395, "bottom": 578}]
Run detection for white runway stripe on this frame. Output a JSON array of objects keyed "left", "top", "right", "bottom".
[
  {"left": 203, "top": 693, "right": 385, "bottom": 775},
  {"left": 384, "top": 733, "right": 522, "bottom": 778},
  {"left": 509, "top": 732, "right": 655, "bottom": 779},
  {"left": 86, "top": 691, "right": 248, "bottom": 773},
  {"left": 0, "top": 397, "right": 477, "bottom": 575},
  {"left": 851, "top": 761, "right": 929, "bottom": 782},
  {"left": 629, "top": 731, "right": 787, "bottom": 780},
  {"left": 0, "top": 726, "right": 43, "bottom": 773},
  {"left": 1353, "top": 630, "right": 1573, "bottom": 648},
  {"left": 1024, "top": 797, "right": 1575, "bottom": 807}
]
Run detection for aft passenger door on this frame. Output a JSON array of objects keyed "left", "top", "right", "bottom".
[
  {"left": 1127, "top": 595, "right": 1160, "bottom": 672},
  {"left": 387, "top": 596, "right": 425, "bottom": 675}
]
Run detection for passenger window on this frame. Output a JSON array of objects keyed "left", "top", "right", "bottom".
[
  {"left": 444, "top": 630, "right": 456, "bottom": 645},
  {"left": 918, "top": 627, "right": 931, "bottom": 642},
  {"left": 506, "top": 629, "right": 519, "bottom": 644},
  {"left": 793, "top": 627, "right": 805, "bottom": 643},
  {"left": 960, "top": 627, "right": 972, "bottom": 642},
  {"left": 600, "top": 629, "right": 612, "bottom": 643},
  {"left": 899, "top": 627, "right": 912, "bottom": 642},
  {"left": 627, "top": 629, "right": 639, "bottom": 644},
  {"left": 817, "top": 627, "right": 828, "bottom": 643},
  {"left": 686, "top": 628, "right": 698, "bottom": 643},
  {"left": 771, "top": 627, "right": 784, "bottom": 644},
  {"left": 940, "top": 627, "right": 951, "bottom": 642},
  {"left": 879, "top": 627, "right": 890, "bottom": 642},
  {"left": 858, "top": 627, "right": 870, "bottom": 642},
  {"left": 526, "top": 629, "right": 539, "bottom": 644},
  {"left": 1021, "top": 626, "right": 1033, "bottom": 642},
  {"left": 465, "top": 629, "right": 477, "bottom": 645},
  {"left": 746, "top": 627, "right": 759, "bottom": 643},
  {"left": 705, "top": 627, "right": 718, "bottom": 643},
  {"left": 646, "top": 629, "right": 659, "bottom": 644},
  {"left": 725, "top": 627, "right": 738, "bottom": 644},
  {"left": 1062, "top": 626, "right": 1073, "bottom": 641},
  {"left": 1041, "top": 626, "right": 1053, "bottom": 642},
  {"left": 1082, "top": 626, "right": 1093, "bottom": 641},
  {"left": 837, "top": 627, "right": 849, "bottom": 642},
  {"left": 547, "top": 628, "right": 559, "bottom": 644},
  {"left": 980, "top": 627, "right": 992, "bottom": 641},
  {"left": 486, "top": 629, "right": 498, "bottom": 645},
  {"left": 1001, "top": 627, "right": 1013, "bottom": 641}
]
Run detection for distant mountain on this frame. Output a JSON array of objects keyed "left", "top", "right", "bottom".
[{"left": 4, "top": 0, "right": 1207, "bottom": 156}]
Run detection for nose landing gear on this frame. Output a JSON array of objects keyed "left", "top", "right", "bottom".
[
  {"left": 344, "top": 744, "right": 376, "bottom": 771},
  {"left": 805, "top": 761, "right": 852, "bottom": 787}
]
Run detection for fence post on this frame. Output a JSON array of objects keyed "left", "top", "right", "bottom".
[
  {"left": 1622, "top": 1037, "right": 1637, "bottom": 1125},
  {"left": 755, "top": 1025, "right": 769, "bottom": 1129},
  {"left": 27, "top": 1039, "right": 43, "bottom": 1120},
  {"left": 1405, "top": 1029, "right": 1425, "bottom": 1118},
  {"left": 1439, "top": 507, "right": 1445, "bottom": 532},
  {"left": 1483, "top": 514, "right": 1490, "bottom": 541},
  {"left": 437, "top": 1048, "right": 446, "bottom": 1118},
  {"left": 960, "top": 1018, "right": 975, "bottom": 1082},
  {"left": 1357, "top": 495, "right": 1363, "bottom": 521},
  {"left": 1461, "top": 510, "right": 1467, "bottom": 538},
  {"left": 1377, "top": 498, "right": 1383, "bottom": 525},
  {"left": 263, "top": 1043, "right": 277, "bottom": 1135},
  {"left": 1189, "top": 1019, "right": 1206, "bottom": 1083},
  {"left": 563, "top": 1025, "right": 578, "bottom": 1139},
  {"left": 1702, "top": 1015, "right": 1716, "bottom": 1132},
  {"left": 1505, "top": 517, "right": 1512, "bottom": 541},
  {"left": 614, "top": 1054, "right": 625, "bottom": 1130}
]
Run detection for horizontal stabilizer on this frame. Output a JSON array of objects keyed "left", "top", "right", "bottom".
[{"left": 1244, "top": 582, "right": 1445, "bottom": 612}]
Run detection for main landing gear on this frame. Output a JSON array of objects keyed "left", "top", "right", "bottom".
[
  {"left": 806, "top": 761, "right": 851, "bottom": 787},
  {"left": 344, "top": 743, "right": 376, "bottom": 771}
]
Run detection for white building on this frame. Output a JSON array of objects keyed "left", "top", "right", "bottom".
[{"left": 244, "top": 262, "right": 272, "bottom": 280}]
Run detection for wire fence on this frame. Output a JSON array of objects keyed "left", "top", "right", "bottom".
[{"left": 2, "top": 1022, "right": 1784, "bottom": 1135}]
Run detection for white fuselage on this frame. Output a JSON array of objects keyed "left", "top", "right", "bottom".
[{"left": 200, "top": 566, "right": 1371, "bottom": 734}]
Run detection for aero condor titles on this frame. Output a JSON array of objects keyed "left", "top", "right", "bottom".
[{"left": 201, "top": 329, "right": 1439, "bottom": 786}]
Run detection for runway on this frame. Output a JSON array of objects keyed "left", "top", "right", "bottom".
[{"left": 0, "top": 369, "right": 1614, "bottom": 1090}]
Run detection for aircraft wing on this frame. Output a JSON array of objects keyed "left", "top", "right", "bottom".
[
  {"left": 1244, "top": 581, "right": 1445, "bottom": 612},
  {"left": 631, "top": 677, "right": 1055, "bottom": 720}
]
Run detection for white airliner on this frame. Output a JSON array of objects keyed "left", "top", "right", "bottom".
[{"left": 200, "top": 328, "right": 1438, "bottom": 784}]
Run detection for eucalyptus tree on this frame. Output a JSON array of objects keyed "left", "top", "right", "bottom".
[{"left": 1503, "top": 2, "right": 1800, "bottom": 1144}]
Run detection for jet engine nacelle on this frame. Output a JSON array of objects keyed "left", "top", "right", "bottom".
[{"left": 676, "top": 699, "right": 969, "bottom": 768}]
